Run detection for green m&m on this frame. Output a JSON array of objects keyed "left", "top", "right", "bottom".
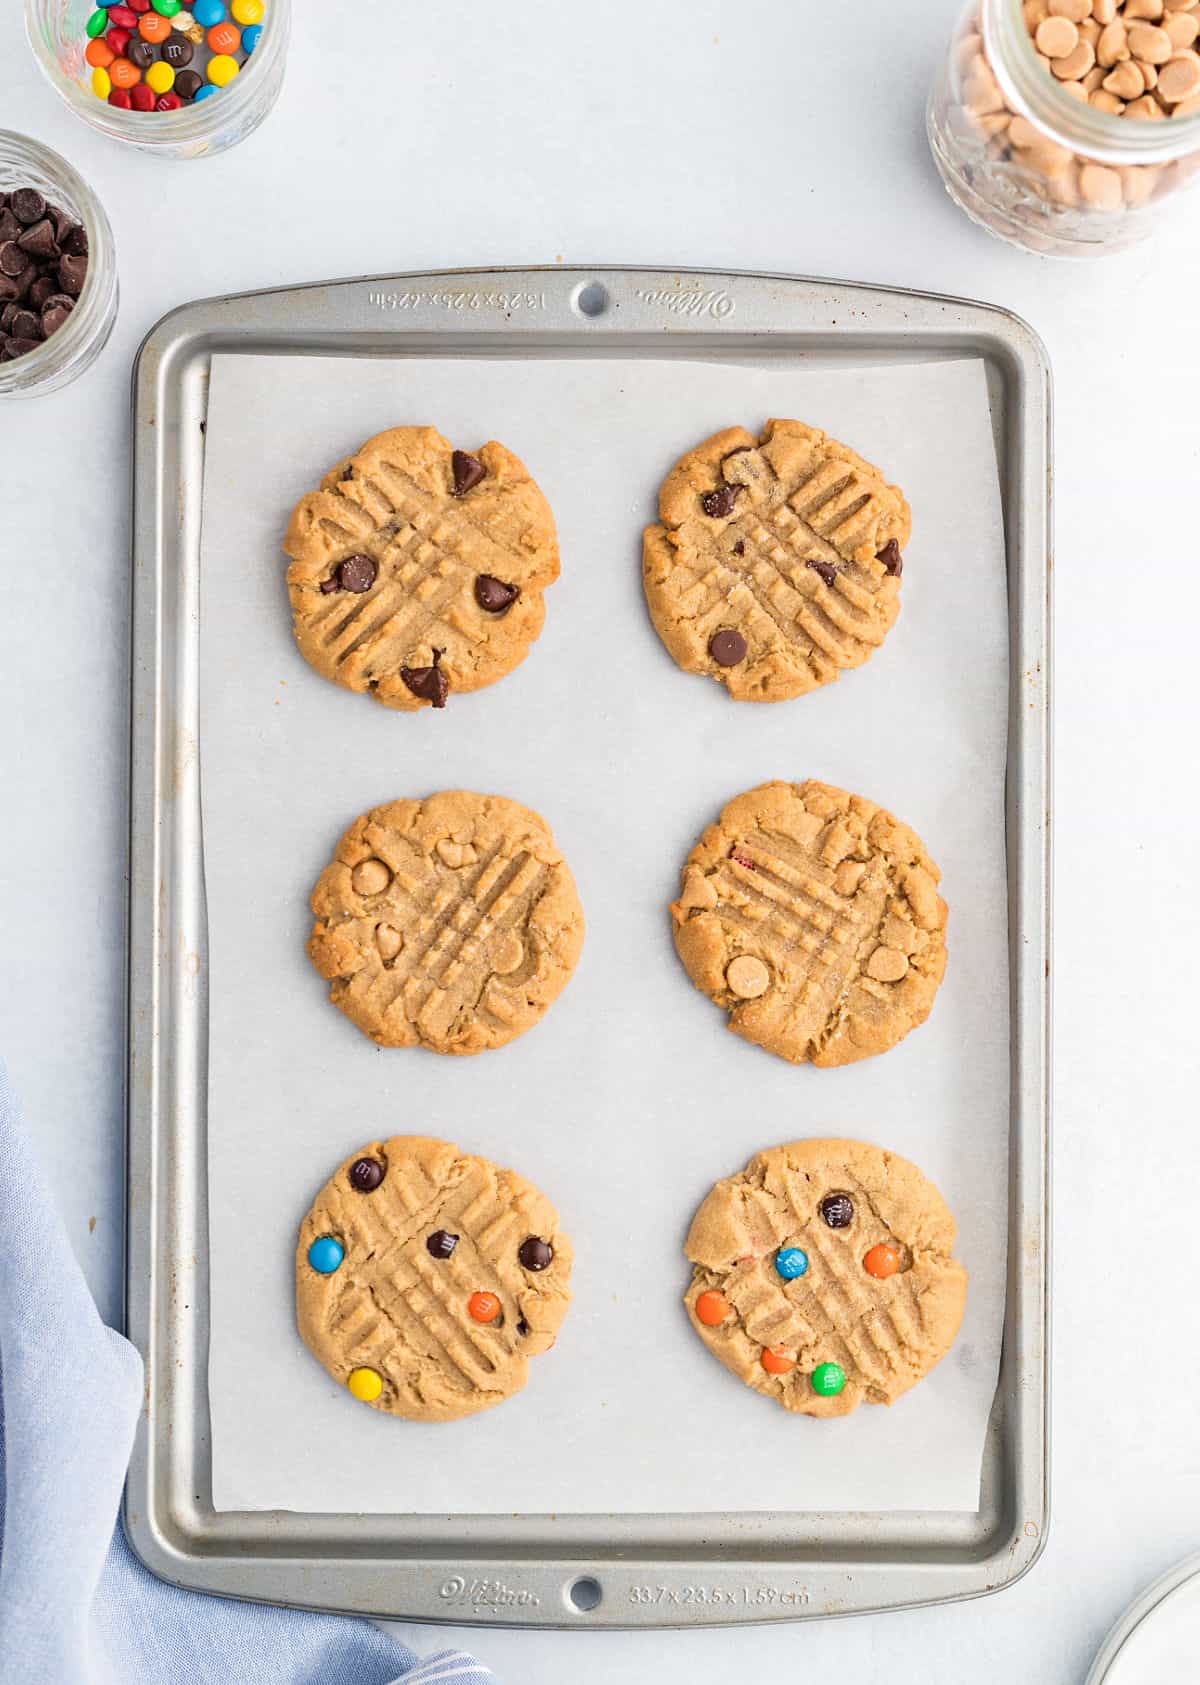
[
  {"left": 86, "top": 10, "right": 109, "bottom": 37},
  {"left": 811, "top": 1361, "right": 846, "bottom": 1398}
]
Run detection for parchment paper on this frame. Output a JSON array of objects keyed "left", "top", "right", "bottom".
[{"left": 200, "top": 352, "right": 1009, "bottom": 1514}]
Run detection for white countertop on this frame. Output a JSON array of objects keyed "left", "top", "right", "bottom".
[{"left": 3, "top": 1, "right": 1199, "bottom": 1678}]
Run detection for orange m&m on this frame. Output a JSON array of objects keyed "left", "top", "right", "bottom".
[
  {"left": 208, "top": 21, "right": 242, "bottom": 53},
  {"left": 761, "top": 1345, "right": 796, "bottom": 1375},
  {"left": 695, "top": 1290, "right": 730, "bottom": 1327},
  {"left": 138, "top": 11, "right": 172, "bottom": 41},
  {"left": 86, "top": 37, "right": 115, "bottom": 67},
  {"left": 864, "top": 1243, "right": 902, "bottom": 1280},
  {"left": 109, "top": 57, "right": 142, "bottom": 89},
  {"left": 468, "top": 1291, "right": 501, "bottom": 1323}
]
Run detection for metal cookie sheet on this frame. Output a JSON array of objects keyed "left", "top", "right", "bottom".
[{"left": 125, "top": 267, "right": 1051, "bottom": 1627}]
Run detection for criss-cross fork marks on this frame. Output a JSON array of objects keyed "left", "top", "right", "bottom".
[
  {"left": 315, "top": 1163, "right": 531, "bottom": 1402},
  {"left": 679, "top": 458, "right": 894, "bottom": 676},
  {"left": 714, "top": 840, "right": 887, "bottom": 1044},
  {"left": 342, "top": 843, "right": 549, "bottom": 1043},
  {"left": 304, "top": 462, "right": 514, "bottom": 674}
]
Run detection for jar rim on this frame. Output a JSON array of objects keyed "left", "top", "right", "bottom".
[
  {"left": 24, "top": 0, "right": 289, "bottom": 151},
  {"left": 984, "top": 0, "right": 1200, "bottom": 164},
  {"left": 0, "top": 129, "right": 117, "bottom": 395}
]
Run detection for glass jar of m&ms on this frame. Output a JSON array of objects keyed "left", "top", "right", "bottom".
[
  {"left": 0, "top": 131, "right": 117, "bottom": 398},
  {"left": 929, "top": 0, "right": 1200, "bottom": 255},
  {"left": 26, "top": 0, "right": 290, "bottom": 160}
]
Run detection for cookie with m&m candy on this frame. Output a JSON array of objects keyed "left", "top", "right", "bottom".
[
  {"left": 296, "top": 1135, "right": 573, "bottom": 1422},
  {"left": 683, "top": 1138, "right": 967, "bottom": 1416}
]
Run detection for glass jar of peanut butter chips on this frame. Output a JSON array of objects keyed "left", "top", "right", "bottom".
[{"left": 930, "top": 0, "right": 1200, "bottom": 254}]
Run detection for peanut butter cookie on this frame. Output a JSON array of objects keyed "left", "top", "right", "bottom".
[
  {"left": 670, "top": 781, "right": 948, "bottom": 1067},
  {"left": 643, "top": 419, "right": 910, "bottom": 702},
  {"left": 685, "top": 1139, "right": 967, "bottom": 1416},
  {"left": 298, "top": 1135, "right": 573, "bottom": 1422},
  {"left": 285, "top": 426, "right": 559, "bottom": 710},
  {"left": 308, "top": 791, "right": 585, "bottom": 1054}
]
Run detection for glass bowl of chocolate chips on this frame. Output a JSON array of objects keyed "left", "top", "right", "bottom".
[{"left": 0, "top": 130, "right": 117, "bottom": 396}]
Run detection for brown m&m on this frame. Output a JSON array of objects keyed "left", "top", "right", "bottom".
[
  {"left": 518, "top": 1236, "right": 553, "bottom": 1271},
  {"left": 820, "top": 1193, "right": 854, "bottom": 1228},
  {"left": 426, "top": 1229, "right": 459, "bottom": 1259},
  {"left": 348, "top": 1156, "right": 384, "bottom": 1192}
]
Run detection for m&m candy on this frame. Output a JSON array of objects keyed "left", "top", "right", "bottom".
[
  {"left": 86, "top": 10, "right": 110, "bottom": 39},
  {"left": 307, "top": 1235, "right": 345, "bottom": 1274},
  {"left": 137, "top": 11, "right": 172, "bottom": 41},
  {"left": 105, "top": 26, "right": 133, "bottom": 54},
  {"left": 208, "top": 21, "right": 241, "bottom": 53},
  {"left": 863, "top": 1242, "right": 901, "bottom": 1280},
  {"left": 695, "top": 1289, "right": 729, "bottom": 1326},
  {"left": 152, "top": 0, "right": 182, "bottom": 13},
  {"left": 468, "top": 1291, "right": 502, "bottom": 1324},
  {"left": 193, "top": 0, "right": 227, "bottom": 24},
  {"left": 110, "top": 57, "right": 142, "bottom": 89},
  {"left": 91, "top": 65, "right": 113, "bottom": 98},
  {"left": 232, "top": 0, "right": 263, "bottom": 21},
  {"left": 85, "top": 37, "right": 115, "bottom": 68},
  {"left": 193, "top": 83, "right": 220, "bottom": 101},
  {"left": 811, "top": 1361, "right": 846, "bottom": 1397},
  {"left": 774, "top": 1246, "right": 809, "bottom": 1280},
  {"left": 145, "top": 60, "right": 175, "bottom": 94},
  {"left": 130, "top": 81, "right": 156, "bottom": 109},
  {"left": 107, "top": 4, "right": 138, "bottom": 26},
  {"left": 242, "top": 22, "right": 262, "bottom": 51},
  {"left": 761, "top": 1345, "right": 796, "bottom": 1375},
  {"left": 207, "top": 52, "right": 240, "bottom": 85},
  {"left": 346, "top": 1367, "right": 383, "bottom": 1403},
  {"left": 108, "top": 87, "right": 133, "bottom": 108}
]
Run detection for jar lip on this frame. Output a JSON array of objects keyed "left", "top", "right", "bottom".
[
  {"left": 985, "top": 0, "right": 1200, "bottom": 164},
  {"left": 0, "top": 129, "right": 117, "bottom": 394},
  {"left": 24, "top": 0, "right": 289, "bottom": 150}
]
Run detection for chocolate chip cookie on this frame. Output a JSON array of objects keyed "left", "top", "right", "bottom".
[
  {"left": 685, "top": 1139, "right": 967, "bottom": 1416},
  {"left": 307, "top": 791, "right": 585, "bottom": 1055},
  {"left": 297, "top": 1135, "right": 574, "bottom": 1422},
  {"left": 285, "top": 426, "right": 559, "bottom": 710},
  {"left": 670, "top": 781, "right": 948, "bottom": 1067},
  {"left": 643, "top": 420, "right": 910, "bottom": 702}
]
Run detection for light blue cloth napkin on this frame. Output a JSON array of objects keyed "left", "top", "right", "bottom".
[{"left": 0, "top": 1063, "right": 497, "bottom": 1685}]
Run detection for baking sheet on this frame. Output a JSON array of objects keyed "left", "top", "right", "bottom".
[{"left": 200, "top": 352, "right": 1009, "bottom": 1515}]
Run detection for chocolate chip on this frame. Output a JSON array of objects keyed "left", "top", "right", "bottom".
[
  {"left": 0, "top": 303, "right": 16, "bottom": 333},
  {"left": 0, "top": 275, "right": 19, "bottom": 304},
  {"left": 16, "top": 220, "right": 59, "bottom": 262},
  {"left": 474, "top": 574, "right": 519, "bottom": 613},
  {"left": 426, "top": 1229, "right": 459, "bottom": 1259},
  {"left": 162, "top": 36, "right": 194, "bottom": 66},
  {"left": 877, "top": 538, "right": 903, "bottom": 577},
  {"left": 0, "top": 244, "right": 26, "bottom": 278},
  {"left": 41, "top": 305, "right": 71, "bottom": 339},
  {"left": 807, "top": 560, "right": 838, "bottom": 588},
  {"left": 0, "top": 210, "right": 19, "bottom": 246},
  {"left": 518, "top": 1237, "right": 553, "bottom": 1271},
  {"left": 348, "top": 1157, "right": 384, "bottom": 1192},
  {"left": 10, "top": 189, "right": 46, "bottom": 227},
  {"left": 128, "top": 38, "right": 154, "bottom": 69},
  {"left": 733, "top": 539, "right": 746, "bottom": 556},
  {"left": 451, "top": 449, "right": 486, "bottom": 497},
  {"left": 319, "top": 576, "right": 340, "bottom": 594},
  {"left": 400, "top": 649, "right": 449, "bottom": 709},
  {"left": 57, "top": 254, "right": 88, "bottom": 298},
  {"left": 700, "top": 484, "right": 741, "bottom": 518},
  {"left": 709, "top": 628, "right": 747, "bottom": 666},
  {"left": 516, "top": 1316, "right": 530, "bottom": 1337},
  {"left": 339, "top": 463, "right": 355, "bottom": 482},
  {"left": 61, "top": 223, "right": 88, "bottom": 259},
  {"left": 6, "top": 338, "right": 41, "bottom": 359},
  {"left": 337, "top": 553, "right": 376, "bottom": 593},
  {"left": 175, "top": 68, "right": 204, "bottom": 101},
  {"left": 10, "top": 310, "right": 39, "bottom": 341},
  {"left": 28, "top": 276, "right": 55, "bottom": 311},
  {"left": 820, "top": 1193, "right": 854, "bottom": 1229},
  {"left": 41, "top": 293, "right": 74, "bottom": 316}
]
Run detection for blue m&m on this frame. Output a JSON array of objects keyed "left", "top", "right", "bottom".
[
  {"left": 193, "top": 84, "right": 221, "bottom": 101},
  {"left": 775, "top": 1246, "right": 809, "bottom": 1280},
  {"left": 192, "top": 0, "right": 227, "bottom": 26},
  {"left": 307, "top": 1236, "right": 344, "bottom": 1274},
  {"left": 242, "top": 23, "right": 262, "bottom": 52}
]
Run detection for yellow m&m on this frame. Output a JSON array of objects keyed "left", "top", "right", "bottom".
[
  {"left": 231, "top": 0, "right": 264, "bottom": 21},
  {"left": 145, "top": 61, "right": 175, "bottom": 95},
  {"left": 207, "top": 53, "right": 240, "bottom": 87},
  {"left": 346, "top": 1367, "right": 382, "bottom": 1403},
  {"left": 91, "top": 64, "right": 112, "bottom": 99}
]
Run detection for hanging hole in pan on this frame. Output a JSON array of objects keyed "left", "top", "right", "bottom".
[
  {"left": 566, "top": 1575, "right": 603, "bottom": 1612},
  {"left": 572, "top": 282, "right": 610, "bottom": 318}
]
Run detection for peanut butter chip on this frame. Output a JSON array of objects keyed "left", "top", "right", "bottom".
[
  {"left": 1052, "top": 37, "right": 1097, "bottom": 74},
  {"left": 1158, "top": 49, "right": 1200, "bottom": 98},
  {"left": 376, "top": 923, "right": 403, "bottom": 963},
  {"left": 1104, "top": 58, "right": 1145, "bottom": 93},
  {"left": 1037, "top": 14, "right": 1080, "bottom": 53},
  {"left": 726, "top": 955, "right": 770, "bottom": 999},
  {"left": 1049, "top": 0, "right": 1092, "bottom": 18},
  {"left": 435, "top": 838, "right": 478, "bottom": 868},
  {"left": 490, "top": 931, "right": 524, "bottom": 975},
  {"left": 677, "top": 870, "right": 718, "bottom": 913},
  {"left": 1125, "top": 0, "right": 1165, "bottom": 17},
  {"left": 865, "top": 947, "right": 911, "bottom": 983},
  {"left": 352, "top": 858, "right": 392, "bottom": 896},
  {"left": 1165, "top": 12, "right": 1199, "bottom": 46},
  {"left": 1128, "top": 21, "right": 1173, "bottom": 59},
  {"left": 1098, "top": 20, "right": 1131, "bottom": 63},
  {"left": 1080, "top": 162, "right": 1124, "bottom": 206}
]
